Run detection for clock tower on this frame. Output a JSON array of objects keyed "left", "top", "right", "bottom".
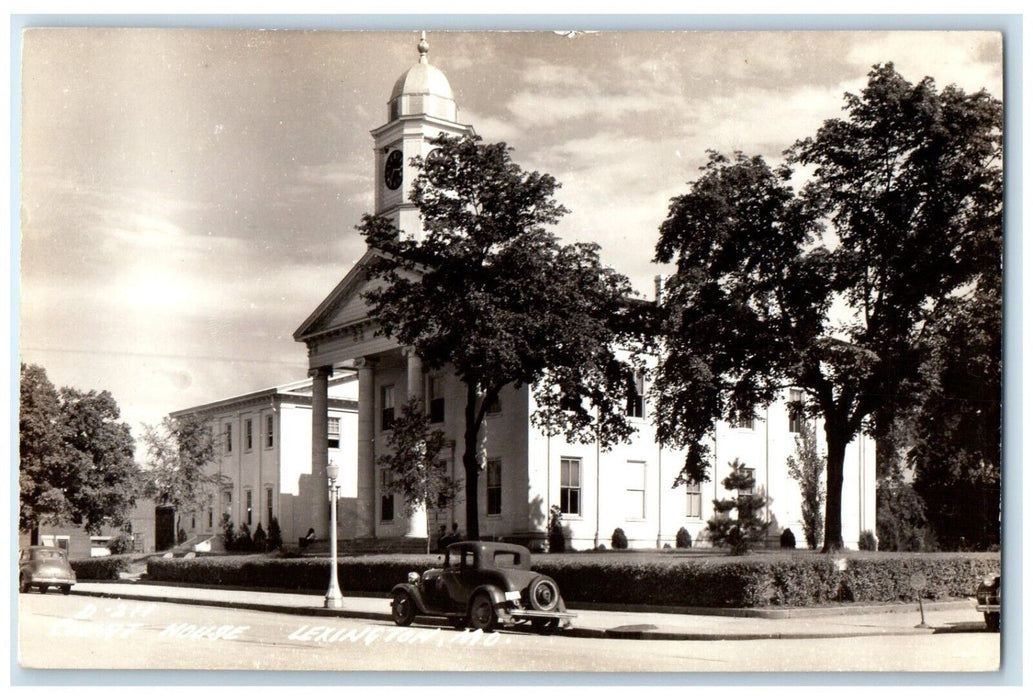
[{"left": 371, "top": 33, "right": 474, "bottom": 239}]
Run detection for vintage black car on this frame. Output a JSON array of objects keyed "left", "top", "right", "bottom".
[
  {"left": 390, "top": 541, "right": 575, "bottom": 633},
  {"left": 19, "top": 546, "right": 76, "bottom": 594},
  {"left": 975, "top": 573, "right": 1000, "bottom": 632}
]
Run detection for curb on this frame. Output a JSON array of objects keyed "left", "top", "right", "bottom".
[{"left": 67, "top": 589, "right": 946, "bottom": 642}]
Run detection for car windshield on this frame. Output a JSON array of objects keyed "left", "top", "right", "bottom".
[{"left": 34, "top": 549, "right": 65, "bottom": 560}]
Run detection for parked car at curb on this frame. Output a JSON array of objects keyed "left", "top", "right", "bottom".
[
  {"left": 975, "top": 573, "right": 1000, "bottom": 632},
  {"left": 390, "top": 541, "right": 576, "bottom": 633},
  {"left": 19, "top": 546, "right": 76, "bottom": 594}
]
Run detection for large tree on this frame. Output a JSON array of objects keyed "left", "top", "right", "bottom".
[
  {"left": 652, "top": 64, "right": 1002, "bottom": 551},
  {"left": 19, "top": 364, "right": 141, "bottom": 543},
  {"left": 360, "top": 134, "right": 643, "bottom": 539},
  {"left": 141, "top": 414, "right": 218, "bottom": 533}
]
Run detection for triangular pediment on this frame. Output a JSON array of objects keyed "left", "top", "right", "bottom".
[{"left": 294, "top": 248, "right": 384, "bottom": 342}]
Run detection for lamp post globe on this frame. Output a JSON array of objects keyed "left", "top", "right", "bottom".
[{"left": 325, "top": 459, "right": 344, "bottom": 609}]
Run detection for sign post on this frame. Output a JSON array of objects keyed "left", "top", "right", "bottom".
[{"left": 909, "top": 572, "right": 930, "bottom": 629}]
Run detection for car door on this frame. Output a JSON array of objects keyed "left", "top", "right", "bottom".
[{"left": 440, "top": 546, "right": 478, "bottom": 610}]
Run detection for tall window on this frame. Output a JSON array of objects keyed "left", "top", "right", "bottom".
[
  {"left": 222, "top": 490, "right": 232, "bottom": 520},
  {"left": 626, "top": 461, "right": 646, "bottom": 519},
  {"left": 224, "top": 422, "right": 233, "bottom": 453},
  {"left": 686, "top": 480, "right": 702, "bottom": 519},
  {"left": 381, "top": 385, "right": 396, "bottom": 431},
  {"left": 266, "top": 487, "right": 273, "bottom": 526},
  {"left": 380, "top": 470, "right": 394, "bottom": 521},
  {"left": 486, "top": 459, "right": 502, "bottom": 516},
  {"left": 560, "top": 458, "right": 581, "bottom": 515},
  {"left": 626, "top": 372, "right": 644, "bottom": 418},
  {"left": 245, "top": 419, "right": 253, "bottom": 450},
  {"left": 737, "top": 467, "right": 757, "bottom": 520},
  {"left": 788, "top": 389, "right": 804, "bottom": 433},
  {"left": 265, "top": 414, "right": 274, "bottom": 448},
  {"left": 245, "top": 490, "right": 253, "bottom": 526},
  {"left": 429, "top": 376, "right": 445, "bottom": 423},
  {"left": 738, "top": 467, "right": 756, "bottom": 496},
  {"left": 328, "top": 417, "right": 341, "bottom": 449}
]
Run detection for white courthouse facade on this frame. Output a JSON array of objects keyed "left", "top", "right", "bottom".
[{"left": 177, "top": 36, "right": 876, "bottom": 552}]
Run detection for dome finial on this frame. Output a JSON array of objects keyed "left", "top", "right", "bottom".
[{"left": 418, "top": 31, "right": 429, "bottom": 64}]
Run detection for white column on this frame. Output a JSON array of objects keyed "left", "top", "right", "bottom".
[
  {"left": 402, "top": 347, "right": 428, "bottom": 538},
  {"left": 355, "top": 358, "right": 376, "bottom": 538},
  {"left": 310, "top": 366, "right": 332, "bottom": 539}
]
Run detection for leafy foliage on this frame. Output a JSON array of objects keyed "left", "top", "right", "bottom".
[
  {"left": 360, "top": 134, "right": 644, "bottom": 538},
  {"left": 653, "top": 64, "right": 1002, "bottom": 551},
  {"left": 19, "top": 364, "right": 141, "bottom": 539},
  {"left": 268, "top": 517, "right": 283, "bottom": 550},
  {"left": 376, "top": 398, "right": 458, "bottom": 516},
  {"left": 877, "top": 477, "right": 936, "bottom": 552},
  {"left": 786, "top": 422, "right": 826, "bottom": 549},
  {"left": 611, "top": 527, "right": 629, "bottom": 550},
  {"left": 705, "top": 460, "right": 771, "bottom": 555},
  {"left": 547, "top": 505, "right": 566, "bottom": 553},
  {"left": 140, "top": 415, "right": 218, "bottom": 526},
  {"left": 676, "top": 526, "right": 692, "bottom": 549}
]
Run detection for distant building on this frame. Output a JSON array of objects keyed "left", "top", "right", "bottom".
[
  {"left": 170, "top": 376, "right": 357, "bottom": 547},
  {"left": 18, "top": 500, "right": 157, "bottom": 560}
]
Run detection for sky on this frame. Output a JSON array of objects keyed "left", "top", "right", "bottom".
[{"left": 16, "top": 27, "right": 1004, "bottom": 445}]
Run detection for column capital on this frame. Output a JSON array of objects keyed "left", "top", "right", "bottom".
[
  {"left": 353, "top": 356, "right": 378, "bottom": 370},
  {"left": 308, "top": 365, "right": 334, "bottom": 379},
  {"left": 401, "top": 346, "right": 419, "bottom": 359}
]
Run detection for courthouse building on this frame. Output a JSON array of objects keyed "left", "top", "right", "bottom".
[{"left": 179, "top": 36, "right": 877, "bottom": 551}]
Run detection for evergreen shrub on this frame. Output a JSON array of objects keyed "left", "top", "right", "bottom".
[
  {"left": 610, "top": 528, "right": 628, "bottom": 549},
  {"left": 676, "top": 527, "right": 692, "bottom": 549}
]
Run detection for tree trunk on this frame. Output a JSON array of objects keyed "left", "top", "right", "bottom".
[
  {"left": 30, "top": 526, "right": 39, "bottom": 546},
  {"left": 822, "top": 426, "right": 848, "bottom": 553},
  {"left": 463, "top": 381, "right": 481, "bottom": 540}
]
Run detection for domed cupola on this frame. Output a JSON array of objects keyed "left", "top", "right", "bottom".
[{"left": 388, "top": 33, "right": 458, "bottom": 122}]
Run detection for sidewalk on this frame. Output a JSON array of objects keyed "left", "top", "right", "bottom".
[{"left": 69, "top": 581, "right": 985, "bottom": 641}]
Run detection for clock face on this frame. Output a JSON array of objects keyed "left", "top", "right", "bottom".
[{"left": 384, "top": 149, "right": 403, "bottom": 190}]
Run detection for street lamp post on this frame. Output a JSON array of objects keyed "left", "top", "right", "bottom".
[{"left": 325, "top": 460, "right": 343, "bottom": 609}]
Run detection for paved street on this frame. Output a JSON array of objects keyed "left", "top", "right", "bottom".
[{"left": 17, "top": 591, "right": 1000, "bottom": 673}]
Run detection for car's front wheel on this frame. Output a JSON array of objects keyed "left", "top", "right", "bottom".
[
  {"left": 60, "top": 585, "right": 72, "bottom": 596},
  {"left": 985, "top": 612, "right": 1000, "bottom": 632},
  {"left": 391, "top": 592, "right": 416, "bottom": 627},
  {"left": 468, "top": 593, "right": 497, "bottom": 632},
  {"left": 39, "top": 585, "right": 49, "bottom": 595},
  {"left": 18, "top": 575, "right": 30, "bottom": 594}
]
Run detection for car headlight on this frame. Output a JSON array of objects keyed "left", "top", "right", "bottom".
[
  {"left": 982, "top": 575, "right": 998, "bottom": 588},
  {"left": 407, "top": 571, "right": 420, "bottom": 585}
]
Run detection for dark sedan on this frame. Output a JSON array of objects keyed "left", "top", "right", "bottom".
[{"left": 19, "top": 546, "right": 76, "bottom": 594}]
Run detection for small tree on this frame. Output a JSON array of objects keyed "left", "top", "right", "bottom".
[
  {"left": 706, "top": 459, "right": 771, "bottom": 555},
  {"left": 222, "top": 517, "right": 236, "bottom": 551},
  {"left": 676, "top": 526, "right": 692, "bottom": 549},
  {"left": 376, "top": 398, "right": 459, "bottom": 518},
  {"left": 786, "top": 422, "right": 825, "bottom": 550},
  {"left": 268, "top": 517, "right": 283, "bottom": 550},
  {"left": 547, "top": 505, "right": 566, "bottom": 553},
  {"left": 141, "top": 414, "right": 218, "bottom": 539},
  {"left": 235, "top": 523, "right": 253, "bottom": 552},
  {"left": 253, "top": 523, "right": 267, "bottom": 552}
]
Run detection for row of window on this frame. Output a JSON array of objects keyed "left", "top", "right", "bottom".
[
  {"left": 375, "top": 457, "right": 715, "bottom": 523},
  {"left": 221, "top": 414, "right": 276, "bottom": 454},
  {"left": 379, "top": 379, "right": 502, "bottom": 432},
  {"left": 190, "top": 486, "right": 275, "bottom": 531},
  {"left": 732, "top": 390, "right": 807, "bottom": 432}
]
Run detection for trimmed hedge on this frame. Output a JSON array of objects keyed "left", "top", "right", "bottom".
[
  {"left": 145, "top": 551, "right": 1000, "bottom": 608},
  {"left": 71, "top": 554, "right": 136, "bottom": 581}
]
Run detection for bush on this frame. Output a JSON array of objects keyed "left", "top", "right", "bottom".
[
  {"left": 547, "top": 505, "right": 566, "bottom": 553},
  {"left": 676, "top": 527, "right": 692, "bottom": 549},
  {"left": 222, "top": 518, "right": 236, "bottom": 551},
  {"left": 268, "top": 517, "right": 283, "bottom": 550},
  {"left": 145, "top": 551, "right": 1001, "bottom": 608},
  {"left": 235, "top": 523, "right": 253, "bottom": 552},
  {"left": 71, "top": 554, "right": 135, "bottom": 580},
  {"left": 611, "top": 528, "right": 628, "bottom": 550},
  {"left": 108, "top": 532, "right": 136, "bottom": 555},
  {"left": 253, "top": 524, "right": 267, "bottom": 552},
  {"left": 858, "top": 530, "right": 878, "bottom": 551},
  {"left": 780, "top": 528, "right": 797, "bottom": 549}
]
